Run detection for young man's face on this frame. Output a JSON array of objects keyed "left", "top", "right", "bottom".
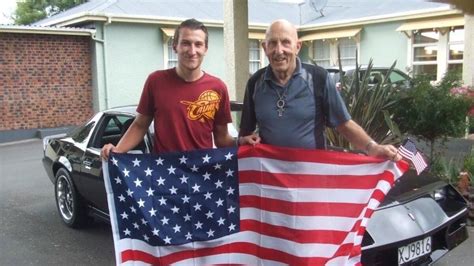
[
  {"left": 174, "top": 28, "right": 208, "bottom": 72},
  {"left": 263, "top": 22, "right": 301, "bottom": 76}
]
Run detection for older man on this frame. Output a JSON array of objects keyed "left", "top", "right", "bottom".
[{"left": 239, "top": 19, "right": 400, "bottom": 160}]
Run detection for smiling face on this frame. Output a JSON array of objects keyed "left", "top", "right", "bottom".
[
  {"left": 173, "top": 27, "right": 208, "bottom": 74},
  {"left": 263, "top": 20, "right": 302, "bottom": 79}
]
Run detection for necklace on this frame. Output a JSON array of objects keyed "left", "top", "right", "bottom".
[{"left": 275, "top": 87, "right": 289, "bottom": 117}]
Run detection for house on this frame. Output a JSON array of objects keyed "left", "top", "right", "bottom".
[
  {"left": 33, "top": 0, "right": 468, "bottom": 110},
  {"left": 1, "top": 0, "right": 471, "bottom": 142}
]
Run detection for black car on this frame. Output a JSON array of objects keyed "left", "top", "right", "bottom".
[
  {"left": 42, "top": 103, "right": 469, "bottom": 265},
  {"left": 327, "top": 66, "right": 413, "bottom": 91}
]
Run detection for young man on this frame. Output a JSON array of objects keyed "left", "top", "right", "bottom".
[
  {"left": 101, "top": 19, "right": 234, "bottom": 159},
  {"left": 239, "top": 19, "right": 401, "bottom": 161}
]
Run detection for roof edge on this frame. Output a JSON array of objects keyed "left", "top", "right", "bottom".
[{"left": 0, "top": 25, "right": 95, "bottom": 36}]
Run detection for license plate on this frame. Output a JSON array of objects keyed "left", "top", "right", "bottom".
[{"left": 398, "top": 237, "right": 431, "bottom": 265}]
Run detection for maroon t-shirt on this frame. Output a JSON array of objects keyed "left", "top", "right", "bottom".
[{"left": 137, "top": 68, "right": 232, "bottom": 154}]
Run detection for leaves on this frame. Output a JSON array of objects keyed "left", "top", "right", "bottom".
[{"left": 13, "top": 0, "right": 86, "bottom": 25}]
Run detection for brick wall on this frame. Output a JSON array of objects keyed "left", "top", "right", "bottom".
[{"left": 0, "top": 33, "right": 93, "bottom": 131}]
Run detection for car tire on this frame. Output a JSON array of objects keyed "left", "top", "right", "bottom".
[{"left": 54, "top": 168, "right": 87, "bottom": 228}]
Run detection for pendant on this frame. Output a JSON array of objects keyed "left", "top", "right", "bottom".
[{"left": 276, "top": 99, "right": 285, "bottom": 117}]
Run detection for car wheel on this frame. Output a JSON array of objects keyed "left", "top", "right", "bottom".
[{"left": 54, "top": 168, "right": 87, "bottom": 228}]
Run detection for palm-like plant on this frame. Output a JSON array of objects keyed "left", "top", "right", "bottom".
[{"left": 325, "top": 50, "right": 402, "bottom": 150}]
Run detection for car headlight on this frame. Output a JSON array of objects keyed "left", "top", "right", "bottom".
[{"left": 430, "top": 187, "right": 446, "bottom": 201}]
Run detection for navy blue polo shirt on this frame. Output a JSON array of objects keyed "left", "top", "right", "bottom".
[{"left": 241, "top": 58, "right": 350, "bottom": 149}]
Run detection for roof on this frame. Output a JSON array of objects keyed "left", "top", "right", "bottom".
[{"left": 34, "top": 0, "right": 456, "bottom": 29}]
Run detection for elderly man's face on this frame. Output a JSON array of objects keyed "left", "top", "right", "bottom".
[{"left": 263, "top": 22, "right": 301, "bottom": 76}]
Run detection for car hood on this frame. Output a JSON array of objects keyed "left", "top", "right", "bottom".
[{"left": 380, "top": 170, "right": 445, "bottom": 208}]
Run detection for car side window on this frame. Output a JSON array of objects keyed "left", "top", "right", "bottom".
[
  {"left": 91, "top": 114, "right": 133, "bottom": 149},
  {"left": 70, "top": 122, "right": 95, "bottom": 143},
  {"left": 389, "top": 71, "right": 406, "bottom": 83}
]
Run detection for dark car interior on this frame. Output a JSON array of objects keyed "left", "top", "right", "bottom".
[{"left": 90, "top": 114, "right": 147, "bottom": 153}]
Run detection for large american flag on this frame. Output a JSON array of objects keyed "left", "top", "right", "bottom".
[{"left": 103, "top": 144, "right": 409, "bottom": 265}]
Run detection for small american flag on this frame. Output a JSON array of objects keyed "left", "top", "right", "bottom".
[
  {"left": 103, "top": 144, "right": 409, "bottom": 265},
  {"left": 398, "top": 139, "right": 428, "bottom": 175}
]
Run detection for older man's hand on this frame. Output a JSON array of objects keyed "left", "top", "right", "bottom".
[{"left": 368, "top": 143, "right": 402, "bottom": 161}]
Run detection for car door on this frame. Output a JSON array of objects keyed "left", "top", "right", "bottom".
[{"left": 79, "top": 114, "right": 132, "bottom": 212}]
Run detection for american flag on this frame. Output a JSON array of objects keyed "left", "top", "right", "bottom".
[
  {"left": 103, "top": 144, "right": 409, "bottom": 265},
  {"left": 398, "top": 139, "right": 428, "bottom": 175}
]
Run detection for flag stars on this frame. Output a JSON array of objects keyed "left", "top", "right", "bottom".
[
  {"left": 205, "top": 210, "right": 214, "bottom": 219},
  {"left": 193, "top": 202, "right": 202, "bottom": 211},
  {"left": 206, "top": 229, "right": 215, "bottom": 237},
  {"left": 126, "top": 188, "right": 134, "bottom": 197},
  {"left": 202, "top": 172, "right": 211, "bottom": 181},
  {"left": 132, "top": 158, "right": 141, "bottom": 167},
  {"left": 227, "top": 187, "right": 235, "bottom": 195},
  {"left": 204, "top": 192, "right": 213, "bottom": 200},
  {"left": 180, "top": 175, "right": 189, "bottom": 184},
  {"left": 144, "top": 167, "right": 153, "bottom": 176},
  {"left": 225, "top": 169, "right": 234, "bottom": 177},
  {"left": 122, "top": 168, "right": 130, "bottom": 177},
  {"left": 214, "top": 180, "right": 223, "bottom": 188},
  {"left": 181, "top": 195, "right": 190, "bottom": 203},
  {"left": 141, "top": 218, "right": 148, "bottom": 225},
  {"left": 111, "top": 157, "right": 118, "bottom": 166},
  {"left": 161, "top": 216, "right": 170, "bottom": 225},
  {"left": 217, "top": 217, "right": 226, "bottom": 226},
  {"left": 146, "top": 187, "right": 155, "bottom": 196},
  {"left": 130, "top": 206, "right": 137, "bottom": 213},
  {"left": 216, "top": 198, "right": 224, "bottom": 207},
  {"left": 202, "top": 154, "right": 211, "bottom": 163},
  {"left": 163, "top": 236, "right": 172, "bottom": 244},
  {"left": 134, "top": 178, "right": 143, "bottom": 187},
  {"left": 152, "top": 228, "right": 159, "bottom": 236},
  {"left": 171, "top": 206, "right": 180, "bottom": 214},
  {"left": 192, "top": 183, "right": 200, "bottom": 193},
  {"left": 185, "top": 232, "right": 192, "bottom": 240},
  {"left": 123, "top": 228, "right": 131, "bottom": 236},
  {"left": 114, "top": 176, "right": 122, "bottom": 184},
  {"left": 158, "top": 196, "right": 167, "bottom": 205},
  {"left": 225, "top": 152, "right": 234, "bottom": 161},
  {"left": 133, "top": 222, "right": 139, "bottom": 229},
  {"left": 149, "top": 207, "right": 157, "bottom": 217},
  {"left": 169, "top": 186, "right": 178, "bottom": 195},
  {"left": 213, "top": 163, "right": 222, "bottom": 170},
  {"left": 137, "top": 198, "right": 145, "bottom": 208},
  {"left": 183, "top": 213, "right": 191, "bottom": 221},
  {"left": 167, "top": 165, "right": 176, "bottom": 174},
  {"left": 156, "top": 157, "right": 164, "bottom": 165},
  {"left": 190, "top": 165, "right": 199, "bottom": 172},
  {"left": 120, "top": 212, "right": 129, "bottom": 220},
  {"left": 156, "top": 176, "right": 165, "bottom": 186},
  {"left": 227, "top": 205, "right": 236, "bottom": 214},
  {"left": 229, "top": 223, "right": 236, "bottom": 231},
  {"left": 179, "top": 155, "right": 188, "bottom": 164},
  {"left": 194, "top": 221, "right": 203, "bottom": 229},
  {"left": 118, "top": 194, "right": 126, "bottom": 202},
  {"left": 143, "top": 234, "right": 149, "bottom": 242},
  {"left": 173, "top": 224, "right": 181, "bottom": 233}
]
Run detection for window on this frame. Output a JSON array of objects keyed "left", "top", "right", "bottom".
[
  {"left": 69, "top": 122, "right": 95, "bottom": 144},
  {"left": 167, "top": 38, "right": 178, "bottom": 68},
  {"left": 338, "top": 38, "right": 357, "bottom": 66},
  {"left": 313, "top": 40, "right": 330, "bottom": 67},
  {"left": 249, "top": 39, "right": 263, "bottom": 75},
  {"left": 312, "top": 37, "right": 358, "bottom": 67},
  {"left": 412, "top": 30, "right": 439, "bottom": 80},
  {"left": 448, "top": 27, "right": 464, "bottom": 73}
]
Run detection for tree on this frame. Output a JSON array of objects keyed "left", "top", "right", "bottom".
[
  {"left": 13, "top": 0, "right": 87, "bottom": 25},
  {"left": 393, "top": 71, "right": 471, "bottom": 161}
]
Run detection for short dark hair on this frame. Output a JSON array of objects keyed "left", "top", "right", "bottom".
[{"left": 173, "top": 18, "right": 209, "bottom": 48}]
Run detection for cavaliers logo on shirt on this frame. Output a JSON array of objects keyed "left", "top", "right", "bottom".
[{"left": 180, "top": 90, "right": 221, "bottom": 122}]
